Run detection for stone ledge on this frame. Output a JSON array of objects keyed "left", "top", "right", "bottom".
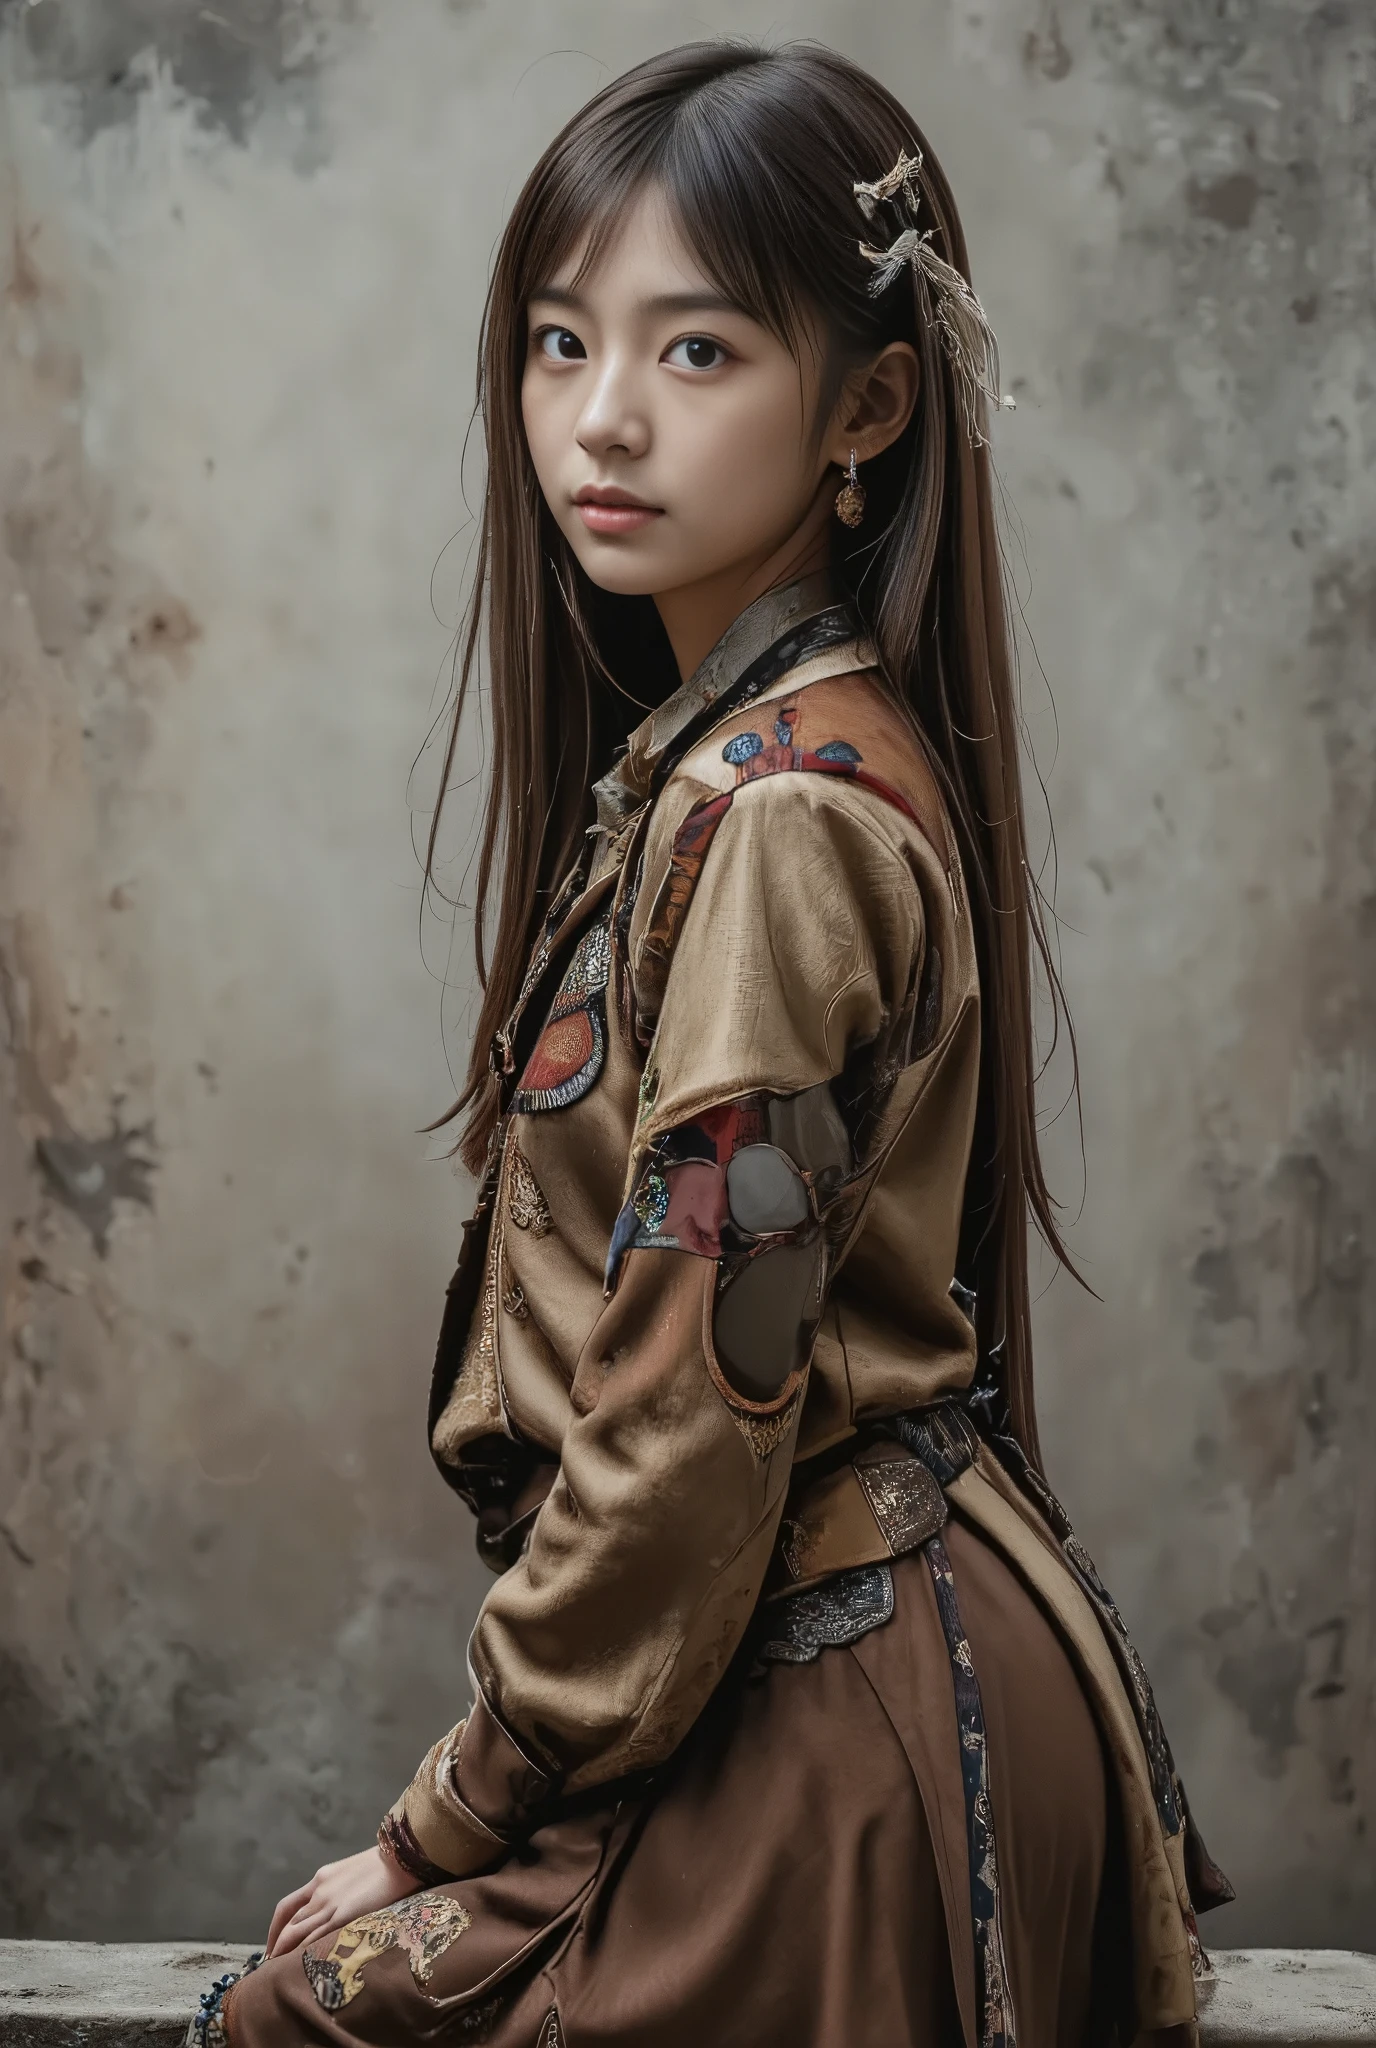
[
  {"left": 0, "top": 1942, "right": 1373, "bottom": 2045},
  {"left": 1200, "top": 1952, "right": 1376, "bottom": 2046},
  {"left": 0, "top": 1944, "right": 245, "bottom": 2048}
]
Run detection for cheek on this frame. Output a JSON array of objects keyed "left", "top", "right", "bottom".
[
  {"left": 520, "top": 365, "right": 588, "bottom": 514},
  {"left": 666, "top": 379, "right": 815, "bottom": 528}
]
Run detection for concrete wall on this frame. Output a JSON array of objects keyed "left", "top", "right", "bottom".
[{"left": 0, "top": 0, "right": 1369, "bottom": 1948}]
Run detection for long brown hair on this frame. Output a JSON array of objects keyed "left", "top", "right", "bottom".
[{"left": 426, "top": 40, "right": 1080, "bottom": 1469}]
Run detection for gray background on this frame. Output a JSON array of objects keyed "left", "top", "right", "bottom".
[{"left": 0, "top": 0, "right": 1371, "bottom": 1948}]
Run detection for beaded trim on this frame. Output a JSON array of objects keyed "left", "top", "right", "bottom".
[{"left": 186, "top": 1953, "right": 263, "bottom": 2048}]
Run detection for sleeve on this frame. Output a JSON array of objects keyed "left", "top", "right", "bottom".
[{"left": 389, "top": 774, "right": 925, "bottom": 1876}]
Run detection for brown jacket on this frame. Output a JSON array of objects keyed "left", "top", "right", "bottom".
[{"left": 394, "top": 576, "right": 1226, "bottom": 2040}]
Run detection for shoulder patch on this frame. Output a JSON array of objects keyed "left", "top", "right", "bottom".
[
  {"left": 685, "top": 672, "right": 948, "bottom": 856},
  {"left": 511, "top": 914, "right": 612, "bottom": 1114}
]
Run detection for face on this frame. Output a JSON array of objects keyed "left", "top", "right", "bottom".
[{"left": 521, "top": 188, "right": 847, "bottom": 606}]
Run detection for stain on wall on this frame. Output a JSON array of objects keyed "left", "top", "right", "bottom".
[
  {"left": 4, "top": 0, "right": 340, "bottom": 143},
  {"left": 0, "top": 0, "right": 1370, "bottom": 1947}
]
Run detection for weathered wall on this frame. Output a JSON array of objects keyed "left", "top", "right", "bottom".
[{"left": 0, "top": 0, "right": 1370, "bottom": 1948}]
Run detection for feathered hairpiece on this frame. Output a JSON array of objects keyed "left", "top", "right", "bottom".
[{"left": 853, "top": 148, "right": 1014, "bottom": 447}]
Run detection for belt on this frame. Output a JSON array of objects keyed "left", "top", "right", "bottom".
[{"left": 765, "top": 1401, "right": 983, "bottom": 1599}]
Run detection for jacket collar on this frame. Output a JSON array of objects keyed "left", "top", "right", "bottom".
[{"left": 592, "top": 572, "right": 862, "bottom": 829}]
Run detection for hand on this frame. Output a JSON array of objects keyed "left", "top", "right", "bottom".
[{"left": 266, "top": 1846, "right": 421, "bottom": 1959}]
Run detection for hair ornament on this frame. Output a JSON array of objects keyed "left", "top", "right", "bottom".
[
  {"left": 854, "top": 151, "right": 1014, "bottom": 448},
  {"left": 852, "top": 147, "right": 924, "bottom": 220}
]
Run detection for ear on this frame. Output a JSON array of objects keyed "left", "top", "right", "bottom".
[{"left": 825, "top": 342, "right": 921, "bottom": 469}]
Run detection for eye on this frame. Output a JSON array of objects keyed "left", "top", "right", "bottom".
[
  {"left": 535, "top": 326, "right": 586, "bottom": 362},
  {"left": 664, "top": 334, "right": 729, "bottom": 372}
]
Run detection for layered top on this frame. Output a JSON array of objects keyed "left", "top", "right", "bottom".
[{"left": 390, "top": 576, "right": 1226, "bottom": 2043}]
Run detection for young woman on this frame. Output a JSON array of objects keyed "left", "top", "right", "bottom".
[{"left": 201, "top": 39, "right": 1231, "bottom": 2048}]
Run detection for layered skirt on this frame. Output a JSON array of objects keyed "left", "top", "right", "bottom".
[{"left": 217, "top": 1513, "right": 1120, "bottom": 2048}]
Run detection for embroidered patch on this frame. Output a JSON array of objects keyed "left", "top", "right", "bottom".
[
  {"left": 758, "top": 1562, "right": 894, "bottom": 1663},
  {"left": 722, "top": 730, "right": 763, "bottom": 765},
  {"left": 814, "top": 738, "right": 863, "bottom": 763},
  {"left": 512, "top": 916, "right": 612, "bottom": 1114},
  {"left": 507, "top": 1141, "right": 553, "bottom": 1237},
  {"left": 607, "top": 1096, "right": 773, "bottom": 1287},
  {"left": 724, "top": 1380, "right": 804, "bottom": 1462},
  {"left": 302, "top": 1894, "right": 472, "bottom": 2013}
]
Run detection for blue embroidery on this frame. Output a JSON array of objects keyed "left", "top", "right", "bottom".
[
  {"left": 187, "top": 1955, "right": 263, "bottom": 2048},
  {"left": 722, "top": 731, "right": 764, "bottom": 766},
  {"left": 814, "top": 739, "right": 863, "bottom": 763}
]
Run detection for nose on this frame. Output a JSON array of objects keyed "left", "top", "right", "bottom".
[{"left": 575, "top": 348, "right": 650, "bottom": 464}]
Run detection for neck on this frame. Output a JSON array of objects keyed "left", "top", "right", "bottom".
[{"left": 651, "top": 482, "right": 834, "bottom": 681}]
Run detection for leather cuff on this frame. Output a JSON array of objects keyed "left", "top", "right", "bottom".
[
  {"left": 454, "top": 1690, "right": 558, "bottom": 1835},
  {"left": 394, "top": 1720, "right": 509, "bottom": 1880}
]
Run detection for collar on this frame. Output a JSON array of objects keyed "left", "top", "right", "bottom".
[{"left": 592, "top": 572, "right": 868, "bottom": 829}]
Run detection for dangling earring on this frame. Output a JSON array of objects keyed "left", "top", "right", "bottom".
[{"left": 834, "top": 448, "right": 866, "bottom": 528}]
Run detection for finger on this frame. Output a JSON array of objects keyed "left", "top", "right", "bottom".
[
  {"left": 271, "top": 1906, "right": 333, "bottom": 1961},
  {"left": 267, "top": 1883, "right": 316, "bottom": 1953},
  {"left": 272, "top": 1898, "right": 334, "bottom": 1956}
]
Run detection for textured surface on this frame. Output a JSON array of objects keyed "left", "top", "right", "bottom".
[
  {"left": 3, "top": 1944, "right": 1375, "bottom": 2047},
  {"left": 0, "top": 1941, "right": 248, "bottom": 2047},
  {"left": 1198, "top": 1951, "right": 1376, "bottom": 2046},
  {"left": 0, "top": 0, "right": 1371, "bottom": 1947}
]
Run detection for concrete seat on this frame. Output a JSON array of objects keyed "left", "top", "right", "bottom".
[{"left": 1, "top": 1941, "right": 1374, "bottom": 2046}]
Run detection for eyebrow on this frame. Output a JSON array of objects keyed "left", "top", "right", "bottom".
[{"left": 528, "top": 285, "right": 752, "bottom": 320}]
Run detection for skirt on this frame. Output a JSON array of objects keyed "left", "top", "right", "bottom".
[{"left": 218, "top": 1514, "right": 1113, "bottom": 2048}]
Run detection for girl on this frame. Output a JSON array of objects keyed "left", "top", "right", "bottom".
[{"left": 206, "top": 38, "right": 1230, "bottom": 2048}]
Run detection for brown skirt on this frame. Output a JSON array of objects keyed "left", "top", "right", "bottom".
[{"left": 224, "top": 1516, "right": 1110, "bottom": 2048}]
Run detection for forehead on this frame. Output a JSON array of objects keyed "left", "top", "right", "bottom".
[{"left": 537, "top": 185, "right": 723, "bottom": 302}]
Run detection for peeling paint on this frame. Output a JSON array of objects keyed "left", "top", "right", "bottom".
[
  {"left": 35, "top": 1123, "right": 156, "bottom": 1254},
  {"left": 3, "top": 0, "right": 347, "bottom": 144}
]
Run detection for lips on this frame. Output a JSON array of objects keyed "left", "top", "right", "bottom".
[{"left": 573, "top": 486, "right": 663, "bottom": 536}]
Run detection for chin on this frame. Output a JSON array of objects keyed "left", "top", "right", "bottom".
[{"left": 568, "top": 542, "right": 682, "bottom": 599}]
